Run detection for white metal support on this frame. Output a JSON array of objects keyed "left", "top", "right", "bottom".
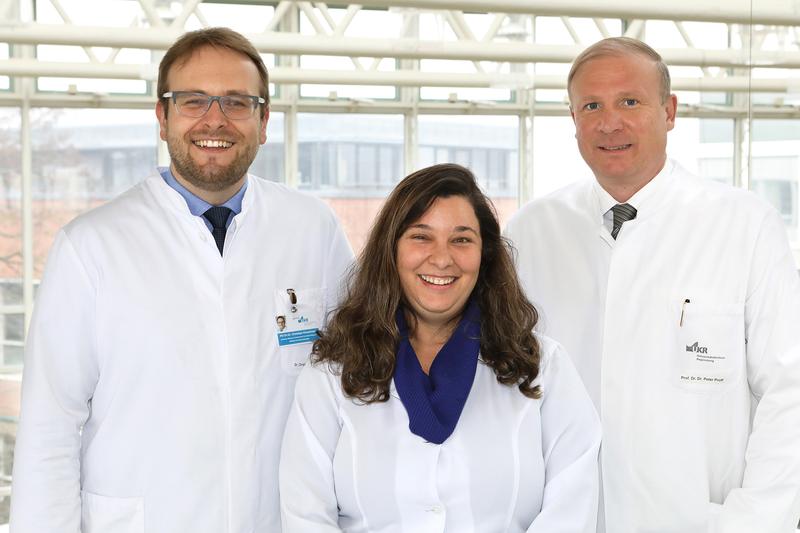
[
  {"left": 340, "top": 0, "right": 800, "bottom": 26},
  {"left": 333, "top": 4, "right": 361, "bottom": 37},
  {"left": 137, "top": 0, "right": 164, "bottom": 28},
  {"left": 314, "top": 2, "right": 337, "bottom": 31},
  {"left": 299, "top": 2, "right": 366, "bottom": 71},
  {"left": 170, "top": 0, "right": 203, "bottom": 29},
  {"left": 191, "top": 3, "right": 209, "bottom": 27},
  {"left": 593, "top": 18, "right": 610, "bottom": 39},
  {"left": 48, "top": 0, "right": 100, "bottom": 63},
  {"left": 482, "top": 14, "right": 507, "bottom": 42},
  {"left": 674, "top": 21, "right": 712, "bottom": 76},
  {"left": 5, "top": 24, "right": 799, "bottom": 69},
  {"left": 518, "top": 93, "right": 534, "bottom": 206},
  {"left": 105, "top": 16, "right": 142, "bottom": 65},
  {"left": 560, "top": 16, "right": 582, "bottom": 45},
  {"left": 265, "top": 1, "right": 292, "bottom": 32},
  {"left": 20, "top": 91, "right": 32, "bottom": 336},
  {"left": 444, "top": 10, "right": 485, "bottom": 73},
  {"left": 732, "top": 24, "right": 752, "bottom": 191},
  {"left": 1, "top": 59, "right": 795, "bottom": 93},
  {"left": 401, "top": 10, "right": 420, "bottom": 175},
  {"left": 282, "top": 3, "right": 300, "bottom": 189},
  {"left": 18, "top": 3, "right": 33, "bottom": 336},
  {"left": 298, "top": 2, "right": 328, "bottom": 35},
  {"left": 624, "top": 20, "right": 645, "bottom": 39},
  {"left": 0, "top": 0, "right": 17, "bottom": 22}
]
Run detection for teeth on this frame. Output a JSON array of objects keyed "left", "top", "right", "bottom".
[
  {"left": 420, "top": 274, "right": 456, "bottom": 286},
  {"left": 602, "top": 144, "right": 630, "bottom": 151},
  {"left": 194, "top": 139, "right": 233, "bottom": 148}
]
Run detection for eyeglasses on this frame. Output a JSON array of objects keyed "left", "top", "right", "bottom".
[{"left": 162, "top": 91, "right": 266, "bottom": 120}]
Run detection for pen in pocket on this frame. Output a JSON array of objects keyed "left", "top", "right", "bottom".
[{"left": 679, "top": 298, "right": 690, "bottom": 327}]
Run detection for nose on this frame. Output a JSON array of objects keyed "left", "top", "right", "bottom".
[
  {"left": 598, "top": 108, "right": 623, "bottom": 134},
  {"left": 202, "top": 98, "right": 229, "bottom": 128},
  {"left": 428, "top": 240, "right": 454, "bottom": 269}
]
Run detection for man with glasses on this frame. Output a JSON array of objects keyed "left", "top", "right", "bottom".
[{"left": 11, "top": 27, "right": 353, "bottom": 533}]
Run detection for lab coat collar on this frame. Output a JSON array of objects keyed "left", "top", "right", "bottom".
[
  {"left": 158, "top": 166, "right": 247, "bottom": 218},
  {"left": 147, "top": 171, "right": 257, "bottom": 230},
  {"left": 148, "top": 173, "right": 194, "bottom": 217},
  {"left": 591, "top": 159, "right": 675, "bottom": 223}
]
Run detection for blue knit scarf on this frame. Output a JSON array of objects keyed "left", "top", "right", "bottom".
[{"left": 393, "top": 300, "right": 481, "bottom": 444}]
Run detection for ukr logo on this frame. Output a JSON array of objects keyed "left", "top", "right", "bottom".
[{"left": 685, "top": 341, "right": 708, "bottom": 354}]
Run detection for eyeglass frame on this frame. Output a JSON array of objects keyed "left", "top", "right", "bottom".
[{"left": 161, "top": 91, "right": 267, "bottom": 120}]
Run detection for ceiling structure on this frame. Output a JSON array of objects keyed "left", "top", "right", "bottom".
[{"left": 0, "top": 0, "right": 797, "bottom": 117}]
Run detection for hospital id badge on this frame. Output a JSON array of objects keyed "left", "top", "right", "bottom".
[{"left": 274, "top": 287, "right": 324, "bottom": 347}]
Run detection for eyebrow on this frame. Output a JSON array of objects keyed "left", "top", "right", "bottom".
[
  {"left": 578, "top": 89, "right": 646, "bottom": 101},
  {"left": 173, "top": 89, "right": 254, "bottom": 96},
  {"left": 407, "top": 223, "right": 479, "bottom": 235}
]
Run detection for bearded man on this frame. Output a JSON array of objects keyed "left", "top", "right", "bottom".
[{"left": 10, "top": 27, "right": 353, "bottom": 533}]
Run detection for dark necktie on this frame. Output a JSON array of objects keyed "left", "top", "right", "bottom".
[
  {"left": 203, "top": 206, "right": 232, "bottom": 255},
  {"left": 611, "top": 203, "right": 637, "bottom": 240}
]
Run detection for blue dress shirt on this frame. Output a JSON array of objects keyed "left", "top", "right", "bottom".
[{"left": 159, "top": 166, "right": 246, "bottom": 231}]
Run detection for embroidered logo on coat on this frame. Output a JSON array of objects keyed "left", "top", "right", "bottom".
[{"left": 685, "top": 341, "right": 708, "bottom": 354}]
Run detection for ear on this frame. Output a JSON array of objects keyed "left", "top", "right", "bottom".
[
  {"left": 664, "top": 94, "right": 678, "bottom": 132},
  {"left": 259, "top": 107, "right": 269, "bottom": 145},
  {"left": 570, "top": 106, "right": 578, "bottom": 137},
  {"left": 156, "top": 100, "right": 168, "bottom": 142}
]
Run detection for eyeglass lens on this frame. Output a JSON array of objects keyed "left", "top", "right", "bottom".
[{"left": 175, "top": 94, "right": 257, "bottom": 119}]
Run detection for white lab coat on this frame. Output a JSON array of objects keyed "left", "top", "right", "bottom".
[
  {"left": 504, "top": 161, "right": 800, "bottom": 533},
  {"left": 279, "top": 335, "right": 601, "bottom": 533},
  {"left": 10, "top": 174, "right": 354, "bottom": 533}
]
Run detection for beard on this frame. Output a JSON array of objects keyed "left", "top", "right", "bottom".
[{"left": 167, "top": 129, "right": 259, "bottom": 193}]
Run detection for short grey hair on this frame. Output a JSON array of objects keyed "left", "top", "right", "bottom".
[{"left": 567, "top": 37, "right": 671, "bottom": 104}]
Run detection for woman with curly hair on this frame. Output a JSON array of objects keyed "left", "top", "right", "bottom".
[{"left": 279, "top": 163, "right": 600, "bottom": 532}]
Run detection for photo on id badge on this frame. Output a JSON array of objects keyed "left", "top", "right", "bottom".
[{"left": 274, "top": 287, "right": 324, "bottom": 374}]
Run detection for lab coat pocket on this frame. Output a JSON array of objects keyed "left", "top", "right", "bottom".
[
  {"left": 81, "top": 491, "right": 144, "bottom": 533},
  {"left": 274, "top": 287, "right": 326, "bottom": 375},
  {"left": 672, "top": 300, "right": 744, "bottom": 392}
]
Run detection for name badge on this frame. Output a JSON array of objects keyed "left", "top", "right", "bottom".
[{"left": 274, "top": 287, "right": 324, "bottom": 347}]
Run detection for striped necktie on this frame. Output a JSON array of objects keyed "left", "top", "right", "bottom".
[
  {"left": 203, "top": 206, "right": 232, "bottom": 255},
  {"left": 611, "top": 203, "right": 637, "bottom": 240}
]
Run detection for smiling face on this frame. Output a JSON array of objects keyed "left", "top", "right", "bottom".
[
  {"left": 396, "top": 195, "right": 482, "bottom": 330},
  {"left": 156, "top": 45, "right": 268, "bottom": 202},
  {"left": 570, "top": 53, "right": 677, "bottom": 193}
]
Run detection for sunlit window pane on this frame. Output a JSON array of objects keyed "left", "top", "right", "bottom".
[
  {"left": 298, "top": 113, "right": 404, "bottom": 252},
  {"left": 0, "top": 43, "right": 9, "bottom": 90},
  {"left": 0, "top": 109, "right": 22, "bottom": 308},
  {"left": 419, "top": 115, "right": 518, "bottom": 226},
  {"left": 35, "top": 0, "right": 146, "bottom": 26},
  {"left": 31, "top": 109, "right": 157, "bottom": 278},
  {"left": 0, "top": 107, "right": 21, "bottom": 525},
  {"left": 751, "top": 119, "right": 800, "bottom": 243},
  {"left": 252, "top": 112, "right": 285, "bottom": 183},
  {"left": 37, "top": 78, "right": 149, "bottom": 94},
  {"left": 671, "top": 118, "right": 735, "bottom": 185},
  {"left": 531, "top": 116, "right": 591, "bottom": 198}
]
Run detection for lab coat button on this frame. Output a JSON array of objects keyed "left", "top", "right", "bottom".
[{"left": 428, "top": 506, "right": 443, "bottom": 514}]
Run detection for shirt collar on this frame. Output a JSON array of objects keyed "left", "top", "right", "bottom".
[
  {"left": 592, "top": 159, "right": 674, "bottom": 219},
  {"left": 159, "top": 166, "right": 247, "bottom": 217}
]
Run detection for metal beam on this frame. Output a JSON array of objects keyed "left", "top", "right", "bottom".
[
  {"left": 2, "top": 59, "right": 799, "bottom": 93},
  {"left": 1, "top": 92, "right": 798, "bottom": 119},
  {"left": 3, "top": 24, "right": 800, "bottom": 68},
  {"left": 342, "top": 0, "right": 800, "bottom": 26}
]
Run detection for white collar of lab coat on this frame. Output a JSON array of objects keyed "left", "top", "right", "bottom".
[
  {"left": 147, "top": 172, "right": 256, "bottom": 229},
  {"left": 591, "top": 158, "right": 675, "bottom": 223}
]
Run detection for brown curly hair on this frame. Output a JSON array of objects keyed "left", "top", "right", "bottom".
[{"left": 313, "top": 163, "right": 541, "bottom": 402}]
